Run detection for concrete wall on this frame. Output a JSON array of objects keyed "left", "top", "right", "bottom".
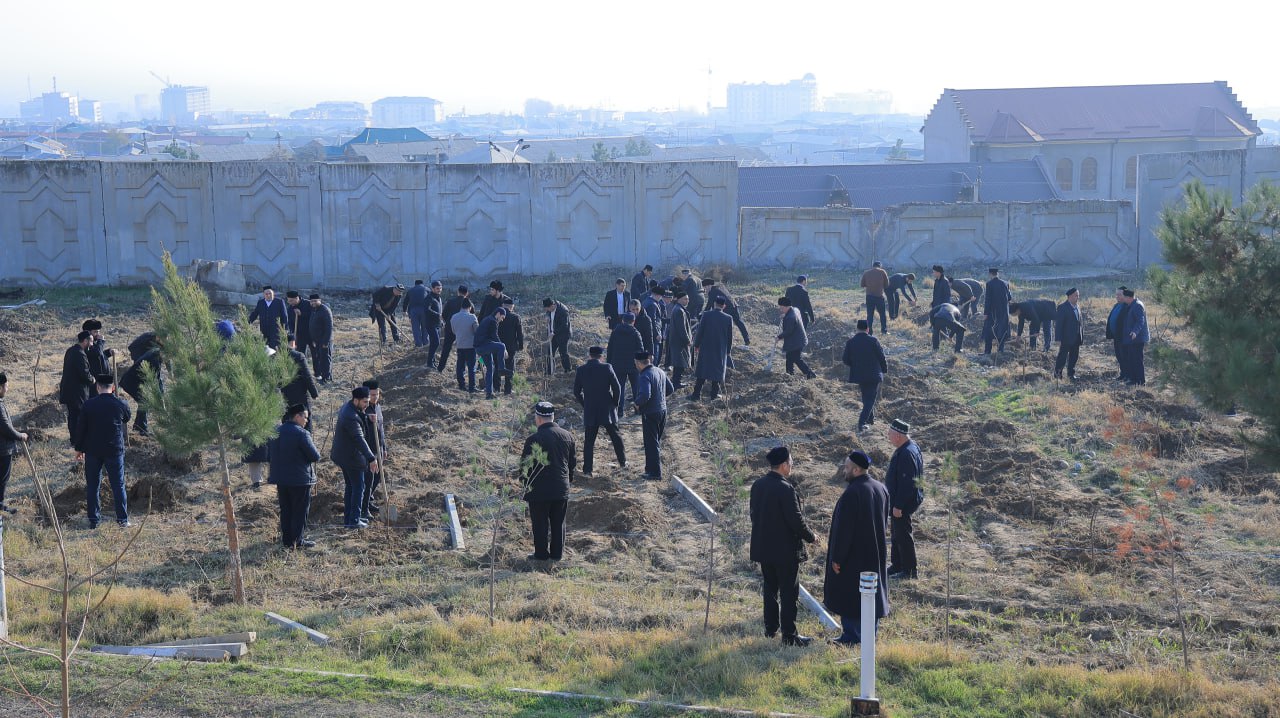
[{"left": 739, "top": 207, "right": 873, "bottom": 269}]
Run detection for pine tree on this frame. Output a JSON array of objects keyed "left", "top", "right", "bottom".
[
  {"left": 1151, "top": 179, "right": 1280, "bottom": 449},
  {"left": 140, "top": 252, "right": 295, "bottom": 603}
]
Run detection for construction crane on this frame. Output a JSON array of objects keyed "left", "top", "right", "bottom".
[{"left": 149, "top": 71, "right": 172, "bottom": 88}]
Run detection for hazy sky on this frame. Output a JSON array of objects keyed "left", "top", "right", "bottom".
[{"left": 4, "top": 0, "right": 1278, "bottom": 119}]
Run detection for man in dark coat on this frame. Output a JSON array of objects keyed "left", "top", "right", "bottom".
[
  {"left": 497, "top": 297, "right": 524, "bottom": 394},
  {"left": 118, "top": 346, "right": 163, "bottom": 435},
  {"left": 887, "top": 272, "right": 916, "bottom": 320},
  {"left": 664, "top": 293, "right": 693, "bottom": 388},
  {"left": 982, "top": 268, "right": 1012, "bottom": 354},
  {"left": 60, "top": 331, "right": 95, "bottom": 444},
  {"left": 438, "top": 285, "right": 470, "bottom": 373},
  {"left": 631, "top": 265, "right": 654, "bottom": 298},
  {"left": 330, "top": 387, "right": 378, "bottom": 529},
  {"left": 606, "top": 313, "right": 644, "bottom": 413},
  {"left": 280, "top": 334, "right": 319, "bottom": 428},
  {"left": 307, "top": 294, "right": 333, "bottom": 383},
  {"left": 930, "top": 303, "right": 967, "bottom": 353},
  {"left": 823, "top": 450, "right": 890, "bottom": 646},
  {"left": 543, "top": 298, "right": 573, "bottom": 374},
  {"left": 268, "top": 404, "right": 321, "bottom": 549},
  {"left": 951, "top": 278, "right": 984, "bottom": 319},
  {"left": 929, "top": 265, "right": 951, "bottom": 310},
  {"left": 82, "top": 319, "right": 114, "bottom": 376},
  {"left": 424, "top": 280, "right": 445, "bottom": 369},
  {"left": 286, "top": 291, "right": 310, "bottom": 356},
  {"left": 632, "top": 352, "right": 674, "bottom": 480},
  {"left": 474, "top": 307, "right": 510, "bottom": 399},
  {"left": 403, "top": 279, "right": 431, "bottom": 347},
  {"left": 521, "top": 402, "right": 577, "bottom": 561},
  {"left": 249, "top": 286, "right": 289, "bottom": 350},
  {"left": 629, "top": 299, "right": 655, "bottom": 354},
  {"left": 842, "top": 320, "right": 887, "bottom": 431},
  {"left": 360, "top": 380, "right": 389, "bottom": 521},
  {"left": 603, "top": 278, "right": 632, "bottom": 330},
  {"left": 642, "top": 287, "right": 667, "bottom": 363},
  {"left": 573, "top": 346, "right": 625, "bottom": 476},
  {"left": 784, "top": 275, "right": 815, "bottom": 327},
  {"left": 703, "top": 279, "right": 750, "bottom": 344},
  {"left": 749, "top": 445, "right": 817, "bottom": 647},
  {"left": 370, "top": 284, "right": 405, "bottom": 344},
  {"left": 680, "top": 269, "right": 705, "bottom": 320},
  {"left": 1121, "top": 289, "right": 1149, "bottom": 386},
  {"left": 777, "top": 297, "right": 816, "bottom": 379},
  {"left": 0, "top": 373, "right": 29, "bottom": 514},
  {"left": 479, "top": 280, "right": 510, "bottom": 321},
  {"left": 74, "top": 375, "right": 132, "bottom": 528},
  {"left": 1011, "top": 298, "right": 1057, "bottom": 351},
  {"left": 691, "top": 297, "right": 733, "bottom": 401},
  {"left": 1105, "top": 286, "right": 1130, "bottom": 381},
  {"left": 884, "top": 419, "right": 924, "bottom": 580},
  {"left": 1054, "top": 288, "right": 1084, "bottom": 381}
]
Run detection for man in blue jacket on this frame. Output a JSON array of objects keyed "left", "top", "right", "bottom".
[
  {"left": 249, "top": 286, "right": 289, "bottom": 350},
  {"left": 1121, "top": 289, "right": 1149, "bottom": 386},
  {"left": 269, "top": 404, "right": 321, "bottom": 548},
  {"left": 1054, "top": 288, "right": 1084, "bottom": 381},
  {"left": 330, "top": 386, "right": 378, "bottom": 529},
  {"left": 74, "top": 374, "right": 132, "bottom": 528},
  {"left": 749, "top": 445, "right": 817, "bottom": 647},
  {"left": 982, "top": 268, "right": 1012, "bottom": 354},
  {"left": 884, "top": 419, "right": 923, "bottom": 580},
  {"left": 842, "top": 320, "right": 887, "bottom": 431},
  {"left": 632, "top": 351, "right": 675, "bottom": 480},
  {"left": 403, "top": 279, "right": 431, "bottom": 347},
  {"left": 474, "top": 307, "right": 510, "bottom": 399}
]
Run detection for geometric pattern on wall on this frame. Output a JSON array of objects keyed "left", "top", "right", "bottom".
[
  {"left": 648, "top": 170, "right": 715, "bottom": 265},
  {"left": 6, "top": 174, "right": 95, "bottom": 284},
  {"left": 439, "top": 173, "right": 521, "bottom": 274}
]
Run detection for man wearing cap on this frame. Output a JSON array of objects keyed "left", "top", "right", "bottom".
[
  {"left": 60, "top": 331, "right": 96, "bottom": 444},
  {"left": 424, "top": 281, "right": 445, "bottom": 369},
  {"left": 520, "top": 402, "right": 577, "bottom": 561},
  {"left": 403, "top": 279, "right": 431, "bottom": 348},
  {"left": 268, "top": 404, "right": 320, "bottom": 549},
  {"left": 370, "top": 284, "right": 405, "bottom": 345},
  {"left": 860, "top": 261, "right": 891, "bottom": 335},
  {"left": 1054, "top": 288, "right": 1084, "bottom": 381},
  {"left": 280, "top": 334, "right": 319, "bottom": 429},
  {"left": 82, "top": 319, "right": 114, "bottom": 376},
  {"left": 119, "top": 343, "right": 163, "bottom": 435},
  {"left": 681, "top": 269, "right": 705, "bottom": 320},
  {"left": 543, "top": 298, "right": 573, "bottom": 374},
  {"left": 629, "top": 299, "right": 655, "bottom": 355},
  {"left": 632, "top": 265, "right": 654, "bottom": 299},
  {"left": 703, "top": 278, "right": 750, "bottom": 345},
  {"left": 603, "top": 278, "right": 632, "bottom": 330},
  {"left": 929, "top": 266, "right": 951, "bottom": 310},
  {"left": 0, "top": 373, "right": 29, "bottom": 514},
  {"left": 885, "top": 419, "right": 924, "bottom": 580},
  {"left": 438, "top": 285, "right": 470, "bottom": 373},
  {"left": 641, "top": 287, "right": 667, "bottom": 364},
  {"left": 843, "top": 320, "right": 887, "bottom": 432},
  {"left": 607, "top": 312, "right": 644, "bottom": 413},
  {"left": 479, "top": 280, "right": 510, "bottom": 321},
  {"left": 691, "top": 296, "right": 733, "bottom": 401},
  {"left": 474, "top": 307, "right": 510, "bottom": 399},
  {"left": 778, "top": 297, "right": 816, "bottom": 379},
  {"left": 950, "top": 277, "right": 984, "bottom": 319},
  {"left": 360, "top": 380, "right": 388, "bottom": 521},
  {"left": 285, "top": 291, "right": 311, "bottom": 358},
  {"left": 632, "top": 351, "right": 675, "bottom": 480},
  {"left": 74, "top": 374, "right": 132, "bottom": 528},
  {"left": 249, "top": 286, "right": 289, "bottom": 350},
  {"left": 1104, "top": 287, "right": 1130, "bottom": 381},
  {"left": 887, "top": 272, "right": 916, "bottom": 320},
  {"left": 1120, "top": 289, "right": 1149, "bottom": 386},
  {"left": 784, "top": 276, "right": 815, "bottom": 327},
  {"left": 307, "top": 294, "right": 333, "bottom": 383},
  {"left": 451, "top": 300, "right": 479, "bottom": 393},
  {"left": 1010, "top": 298, "right": 1056, "bottom": 352},
  {"left": 930, "top": 303, "right": 967, "bottom": 353},
  {"left": 330, "top": 386, "right": 379, "bottom": 529},
  {"left": 663, "top": 292, "right": 693, "bottom": 388},
  {"left": 573, "top": 346, "right": 625, "bottom": 476},
  {"left": 823, "top": 450, "right": 890, "bottom": 646},
  {"left": 982, "top": 268, "right": 1012, "bottom": 354},
  {"left": 498, "top": 297, "right": 524, "bottom": 395},
  {"left": 749, "top": 445, "right": 817, "bottom": 647}
]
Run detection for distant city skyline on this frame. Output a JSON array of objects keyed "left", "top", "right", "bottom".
[{"left": 4, "top": 0, "right": 1279, "bottom": 121}]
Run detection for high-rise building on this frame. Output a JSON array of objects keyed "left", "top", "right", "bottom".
[
  {"left": 41, "top": 92, "right": 79, "bottom": 122},
  {"left": 372, "top": 96, "right": 443, "bottom": 126},
  {"left": 160, "top": 85, "right": 211, "bottom": 124},
  {"left": 726, "top": 74, "right": 818, "bottom": 124}
]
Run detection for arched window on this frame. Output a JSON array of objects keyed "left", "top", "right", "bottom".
[
  {"left": 1056, "top": 158, "right": 1073, "bottom": 192},
  {"left": 1125, "top": 156, "right": 1138, "bottom": 190},
  {"left": 1080, "top": 157, "right": 1098, "bottom": 191}
]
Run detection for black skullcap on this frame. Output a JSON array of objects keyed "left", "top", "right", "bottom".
[
  {"left": 634, "top": 351, "right": 652, "bottom": 362},
  {"left": 286, "top": 332, "right": 296, "bottom": 343},
  {"left": 286, "top": 290, "right": 300, "bottom": 298},
  {"left": 285, "top": 403, "right": 308, "bottom": 419},
  {"left": 0, "top": 372, "right": 7, "bottom": 385},
  {"left": 932, "top": 265, "right": 944, "bottom": 274},
  {"left": 621, "top": 312, "right": 635, "bottom": 323},
  {"left": 1123, "top": 289, "right": 1135, "bottom": 298},
  {"left": 766, "top": 445, "right": 790, "bottom": 467},
  {"left": 701, "top": 278, "right": 715, "bottom": 286},
  {"left": 490, "top": 280, "right": 503, "bottom": 291},
  {"left": 493, "top": 307, "right": 508, "bottom": 317},
  {"left": 77, "top": 330, "right": 92, "bottom": 342},
  {"left": 778, "top": 297, "right": 792, "bottom": 306},
  {"left": 431, "top": 280, "right": 442, "bottom": 287},
  {"left": 95, "top": 374, "right": 115, "bottom": 387},
  {"left": 713, "top": 296, "right": 727, "bottom": 305},
  {"left": 672, "top": 291, "right": 686, "bottom": 299},
  {"left": 501, "top": 297, "right": 514, "bottom": 305},
  {"left": 1066, "top": 287, "right": 1079, "bottom": 296},
  {"left": 1117, "top": 285, "right": 1128, "bottom": 292},
  {"left": 82, "top": 319, "right": 102, "bottom": 331},
  {"left": 588, "top": 345, "right": 604, "bottom": 356},
  {"left": 362, "top": 379, "right": 379, "bottom": 390},
  {"left": 414, "top": 279, "right": 424, "bottom": 285},
  {"left": 262, "top": 285, "right": 273, "bottom": 291},
  {"left": 856, "top": 319, "right": 868, "bottom": 330},
  {"left": 989, "top": 267, "right": 1000, "bottom": 275},
  {"left": 643, "top": 264, "right": 653, "bottom": 271},
  {"left": 681, "top": 268, "right": 691, "bottom": 274},
  {"left": 797, "top": 274, "right": 807, "bottom": 282},
  {"left": 543, "top": 298, "right": 554, "bottom": 307},
  {"left": 652, "top": 287, "right": 667, "bottom": 296},
  {"left": 889, "top": 418, "right": 910, "bottom": 434},
  {"left": 534, "top": 401, "right": 555, "bottom": 417},
  {"left": 309, "top": 293, "right": 321, "bottom": 300},
  {"left": 458, "top": 284, "right": 469, "bottom": 293},
  {"left": 848, "top": 451, "right": 872, "bottom": 469},
  {"left": 873, "top": 261, "right": 882, "bottom": 268},
  {"left": 351, "top": 387, "right": 370, "bottom": 399}
]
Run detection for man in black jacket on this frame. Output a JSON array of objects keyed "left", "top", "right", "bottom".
[
  {"left": 929, "top": 265, "right": 951, "bottom": 310},
  {"left": 703, "top": 278, "right": 750, "bottom": 345},
  {"left": 280, "top": 334, "right": 319, "bottom": 428},
  {"left": 268, "top": 404, "right": 321, "bottom": 549},
  {"left": 982, "top": 268, "right": 1012, "bottom": 354},
  {"left": 60, "top": 331, "right": 95, "bottom": 444},
  {"left": 606, "top": 313, "right": 644, "bottom": 413},
  {"left": 823, "top": 450, "right": 890, "bottom": 646},
  {"left": 424, "top": 281, "right": 445, "bottom": 369},
  {"left": 887, "top": 273, "right": 916, "bottom": 320},
  {"left": 951, "top": 278, "right": 984, "bottom": 319},
  {"left": 330, "top": 386, "right": 378, "bottom": 529},
  {"left": 74, "top": 375, "right": 132, "bottom": 528},
  {"left": 1010, "top": 298, "right": 1057, "bottom": 351},
  {"left": 249, "top": 286, "right": 289, "bottom": 350},
  {"left": 520, "top": 402, "right": 577, "bottom": 561},
  {"left": 1104, "top": 286, "right": 1129, "bottom": 381},
  {"left": 498, "top": 297, "right": 524, "bottom": 394},
  {"left": 930, "top": 303, "right": 966, "bottom": 353},
  {"left": 784, "top": 275, "right": 815, "bottom": 327},
  {"left": 360, "top": 380, "right": 389, "bottom": 522},
  {"left": 438, "top": 285, "right": 470, "bottom": 373},
  {"left": 403, "top": 279, "right": 431, "bottom": 347},
  {"left": 690, "top": 297, "right": 733, "bottom": 401},
  {"left": 777, "top": 297, "right": 815, "bottom": 379},
  {"left": 285, "top": 291, "right": 310, "bottom": 357},
  {"left": 307, "top": 294, "right": 333, "bottom": 383},
  {"left": 842, "top": 320, "right": 887, "bottom": 431},
  {"left": 82, "top": 319, "right": 114, "bottom": 376},
  {"left": 1054, "top": 288, "right": 1084, "bottom": 380},
  {"left": 603, "top": 278, "right": 631, "bottom": 330},
  {"left": 573, "top": 347, "right": 625, "bottom": 476},
  {"left": 629, "top": 299, "right": 655, "bottom": 354},
  {"left": 370, "top": 284, "right": 405, "bottom": 344},
  {"left": 749, "top": 445, "right": 817, "bottom": 647},
  {"left": 118, "top": 346, "right": 163, "bottom": 435},
  {"left": 0, "top": 373, "right": 29, "bottom": 514},
  {"left": 544, "top": 298, "right": 573, "bottom": 374},
  {"left": 631, "top": 265, "right": 654, "bottom": 298},
  {"left": 479, "top": 280, "right": 510, "bottom": 321},
  {"left": 885, "top": 419, "right": 923, "bottom": 580},
  {"left": 681, "top": 269, "right": 705, "bottom": 320}
]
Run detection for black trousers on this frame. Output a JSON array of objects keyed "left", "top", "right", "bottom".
[
  {"left": 641, "top": 411, "right": 666, "bottom": 478},
  {"left": 276, "top": 484, "right": 312, "bottom": 547},
  {"left": 1113, "top": 339, "right": 1127, "bottom": 379},
  {"left": 584, "top": 422, "right": 625, "bottom": 473},
  {"left": 65, "top": 401, "right": 83, "bottom": 445},
  {"left": 503, "top": 351, "right": 517, "bottom": 392},
  {"left": 866, "top": 294, "right": 887, "bottom": 334},
  {"left": 310, "top": 343, "right": 332, "bottom": 381},
  {"left": 1055, "top": 342, "right": 1081, "bottom": 377},
  {"left": 1123, "top": 342, "right": 1146, "bottom": 385},
  {"left": 527, "top": 499, "right": 568, "bottom": 560},
  {"left": 548, "top": 336, "right": 571, "bottom": 373},
  {"left": 890, "top": 513, "right": 917, "bottom": 575},
  {"left": 690, "top": 377, "right": 721, "bottom": 400},
  {"left": 438, "top": 331, "right": 456, "bottom": 372},
  {"left": 375, "top": 313, "right": 400, "bottom": 343},
  {"left": 0, "top": 453, "right": 11, "bottom": 504},
  {"left": 785, "top": 350, "right": 812, "bottom": 376},
  {"left": 857, "top": 380, "right": 880, "bottom": 428},
  {"left": 759, "top": 560, "right": 801, "bottom": 637},
  {"left": 361, "top": 470, "right": 381, "bottom": 519},
  {"left": 933, "top": 323, "right": 965, "bottom": 352}
]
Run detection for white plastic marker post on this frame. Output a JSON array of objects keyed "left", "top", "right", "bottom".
[{"left": 851, "top": 571, "right": 881, "bottom": 716}]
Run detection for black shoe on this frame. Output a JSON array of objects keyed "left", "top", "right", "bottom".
[
  {"left": 829, "top": 637, "right": 858, "bottom": 648},
  {"left": 581, "top": 469, "right": 594, "bottom": 478},
  {"left": 368, "top": 504, "right": 381, "bottom": 516},
  {"left": 618, "top": 460, "right": 627, "bottom": 469},
  {"left": 688, "top": 394, "right": 701, "bottom": 401},
  {"left": 0, "top": 503, "right": 15, "bottom": 515},
  {"left": 88, "top": 521, "right": 99, "bottom": 530},
  {"left": 782, "top": 634, "right": 812, "bottom": 647},
  {"left": 526, "top": 553, "right": 549, "bottom": 561},
  {"left": 805, "top": 372, "right": 817, "bottom": 379},
  {"left": 251, "top": 482, "right": 261, "bottom": 490},
  {"left": 887, "top": 570, "right": 918, "bottom": 580},
  {"left": 765, "top": 631, "right": 778, "bottom": 639}
]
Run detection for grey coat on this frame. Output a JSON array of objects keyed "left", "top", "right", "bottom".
[{"left": 779, "top": 307, "right": 808, "bottom": 354}]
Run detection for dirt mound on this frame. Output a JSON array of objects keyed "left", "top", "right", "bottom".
[
  {"left": 127, "top": 474, "right": 188, "bottom": 512},
  {"left": 567, "top": 493, "right": 655, "bottom": 534},
  {"left": 21, "top": 400, "right": 66, "bottom": 428}
]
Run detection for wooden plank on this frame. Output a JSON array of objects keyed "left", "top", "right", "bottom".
[
  {"left": 91, "top": 645, "right": 230, "bottom": 662},
  {"left": 264, "top": 611, "right": 330, "bottom": 646},
  {"left": 444, "top": 493, "right": 465, "bottom": 550},
  {"left": 671, "top": 476, "right": 719, "bottom": 524},
  {"left": 143, "top": 632, "right": 257, "bottom": 647},
  {"left": 798, "top": 583, "right": 840, "bottom": 631}
]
